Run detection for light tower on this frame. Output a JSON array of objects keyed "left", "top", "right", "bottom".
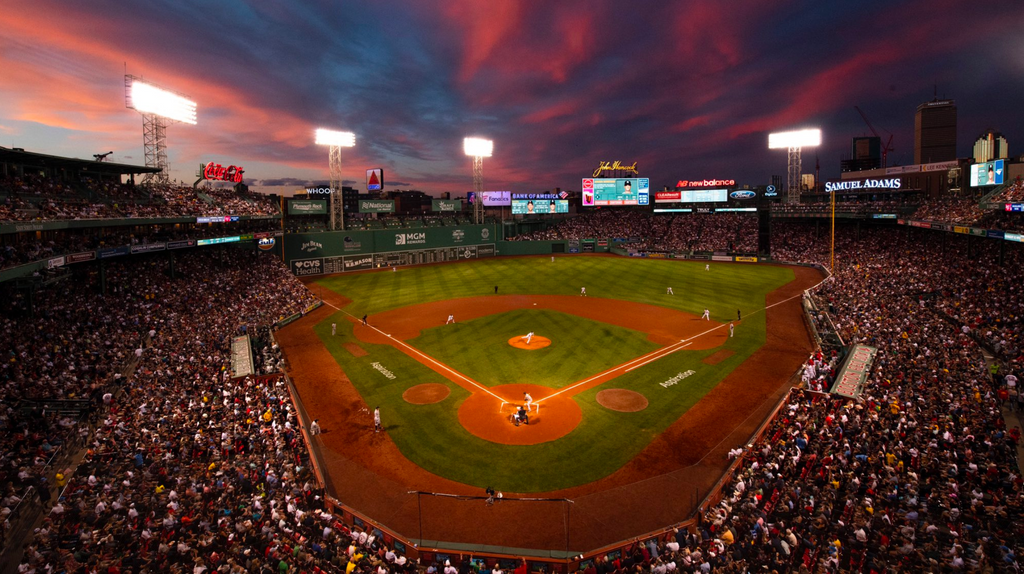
[
  {"left": 464, "top": 137, "right": 493, "bottom": 224},
  {"left": 125, "top": 75, "right": 197, "bottom": 185},
  {"left": 768, "top": 129, "right": 821, "bottom": 204},
  {"left": 315, "top": 128, "right": 356, "bottom": 231}
]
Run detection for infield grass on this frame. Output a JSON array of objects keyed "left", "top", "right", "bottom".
[
  {"left": 410, "top": 309, "right": 660, "bottom": 389},
  {"left": 312, "top": 256, "right": 796, "bottom": 491}
]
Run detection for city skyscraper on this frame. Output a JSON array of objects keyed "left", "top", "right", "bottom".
[{"left": 914, "top": 99, "right": 957, "bottom": 164}]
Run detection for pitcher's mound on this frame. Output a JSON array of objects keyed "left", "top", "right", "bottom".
[
  {"left": 508, "top": 335, "right": 551, "bottom": 350},
  {"left": 403, "top": 383, "right": 451, "bottom": 405},
  {"left": 596, "top": 389, "right": 649, "bottom": 412}
]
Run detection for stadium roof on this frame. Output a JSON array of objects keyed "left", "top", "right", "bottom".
[{"left": 0, "top": 146, "right": 160, "bottom": 177}]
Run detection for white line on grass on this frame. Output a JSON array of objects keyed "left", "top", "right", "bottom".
[{"left": 321, "top": 301, "right": 506, "bottom": 403}]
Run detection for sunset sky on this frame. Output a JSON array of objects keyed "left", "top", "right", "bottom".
[{"left": 1, "top": 0, "right": 1022, "bottom": 195}]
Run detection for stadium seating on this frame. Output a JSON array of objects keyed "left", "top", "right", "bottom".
[{"left": 3, "top": 196, "right": 1023, "bottom": 572}]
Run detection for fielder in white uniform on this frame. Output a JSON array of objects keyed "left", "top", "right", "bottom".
[
  {"left": 580, "top": 287, "right": 587, "bottom": 296},
  {"left": 373, "top": 407, "right": 382, "bottom": 432},
  {"left": 446, "top": 314, "right": 455, "bottom": 324},
  {"left": 705, "top": 263, "right": 710, "bottom": 271},
  {"left": 729, "top": 323, "right": 735, "bottom": 337},
  {"left": 667, "top": 287, "right": 674, "bottom": 295},
  {"left": 523, "top": 332, "right": 535, "bottom": 345},
  {"left": 702, "top": 308, "right": 710, "bottom": 320},
  {"left": 523, "top": 392, "right": 534, "bottom": 412}
]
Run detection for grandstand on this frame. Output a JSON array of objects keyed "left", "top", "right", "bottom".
[{"left": 1, "top": 151, "right": 1022, "bottom": 573}]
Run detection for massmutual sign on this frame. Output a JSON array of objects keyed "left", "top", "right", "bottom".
[{"left": 825, "top": 178, "right": 902, "bottom": 193}]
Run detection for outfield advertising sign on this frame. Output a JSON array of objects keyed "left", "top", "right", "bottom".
[
  {"left": 511, "top": 199, "right": 569, "bottom": 214},
  {"left": 582, "top": 178, "right": 650, "bottom": 206},
  {"left": 831, "top": 344, "right": 877, "bottom": 399},
  {"left": 289, "top": 200, "right": 327, "bottom": 215},
  {"left": 359, "top": 199, "right": 395, "bottom": 213},
  {"left": 291, "top": 258, "right": 324, "bottom": 277},
  {"left": 432, "top": 199, "right": 461, "bottom": 212}
]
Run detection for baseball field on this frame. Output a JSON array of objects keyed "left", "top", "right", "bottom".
[{"left": 277, "top": 254, "right": 822, "bottom": 550}]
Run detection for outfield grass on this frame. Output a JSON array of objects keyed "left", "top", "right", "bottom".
[
  {"left": 311, "top": 256, "right": 794, "bottom": 491},
  {"left": 410, "top": 309, "right": 660, "bottom": 388}
]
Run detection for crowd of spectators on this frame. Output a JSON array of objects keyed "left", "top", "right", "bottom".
[
  {"left": 910, "top": 197, "right": 987, "bottom": 225},
  {"left": 669, "top": 222, "right": 1023, "bottom": 571},
  {"left": 1, "top": 249, "right": 375, "bottom": 572},
  {"left": 993, "top": 180, "right": 1024, "bottom": 204},
  {"left": 3, "top": 210, "right": 1024, "bottom": 571},
  {"left": 0, "top": 176, "right": 279, "bottom": 222},
  {"left": 512, "top": 212, "right": 757, "bottom": 253},
  {"left": 0, "top": 220, "right": 281, "bottom": 271}
]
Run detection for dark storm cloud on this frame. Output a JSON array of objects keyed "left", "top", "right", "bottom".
[{"left": 2, "top": 0, "right": 1023, "bottom": 193}]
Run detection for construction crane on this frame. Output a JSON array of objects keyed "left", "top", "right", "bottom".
[{"left": 854, "top": 106, "right": 894, "bottom": 168}]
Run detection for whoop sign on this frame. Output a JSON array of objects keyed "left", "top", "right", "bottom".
[{"left": 202, "top": 163, "right": 245, "bottom": 183}]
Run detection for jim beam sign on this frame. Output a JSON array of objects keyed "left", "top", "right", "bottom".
[{"left": 593, "top": 161, "right": 639, "bottom": 177}]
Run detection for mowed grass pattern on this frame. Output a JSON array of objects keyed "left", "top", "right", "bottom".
[
  {"left": 411, "top": 309, "right": 661, "bottom": 389},
  {"left": 311, "top": 256, "right": 796, "bottom": 491},
  {"left": 315, "top": 256, "right": 790, "bottom": 322}
]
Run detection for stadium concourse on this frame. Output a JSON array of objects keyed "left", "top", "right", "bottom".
[{"left": 0, "top": 200, "right": 1022, "bottom": 572}]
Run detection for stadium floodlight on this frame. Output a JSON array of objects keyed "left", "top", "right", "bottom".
[
  {"left": 767, "top": 129, "right": 821, "bottom": 149},
  {"left": 128, "top": 80, "right": 197, "bottom": 124},
  {"left": 768, "top": 128, "right": 821, "bottom": 207},
  {"left": 125, "top": 74, "right": 197, "bottom": 185},
  {"left": 463, "top": 137, "right": 493, "bottom": 158},
  {"left": 464, "top": 137, "right": 493, "bottom": 224},
  {"left": 316, "top": 128, "right": 356, "bottom": 231},
  {"left": 315, "top": 129, "right": 356, "bottom": 148}
]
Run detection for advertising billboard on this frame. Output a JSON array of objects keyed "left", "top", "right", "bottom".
[
  {"left": 432, "top": 199, "right": 461, "bottom": 212},
  {"left": 581, "top": 178, "right": 649, "bottom": 206},
  {"left": 970, "top": 159, "right": 1005, "bottom": 187},
  {"left": 366, "top": 168, "right": 384, "bottom": 191},
  {"left": 511, "top": 199, "right": 569, "bottom": 215},
  {"left": 468, "top": 191, "right": 512, "bottom": 206},
  {"left": 654, "top": 189, "right": 729, "bottom": 203},
  {"left": 359, "top": 199, "right": 395, "bottom": 213},
  {"left": 289, "top": 199, "right": 328, "bottom": 215}
]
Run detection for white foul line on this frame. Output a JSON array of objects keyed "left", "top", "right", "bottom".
[
  {"left": 537, "top": 274, "right": 831, "bottom": 405},
  {"left": 321, "top": 301, "right": 505, "bottom": 403}
]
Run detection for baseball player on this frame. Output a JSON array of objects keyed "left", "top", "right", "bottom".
[
  {"left": 373, "top": 407, "right": 382, "bottom": 432},
  {"left": 580, "top": 287, "right": 587, "bottom": 297},
  {"left": 729, "top": 323, "right": 735, "bottom": 337},
  {"left": 446, "top": 314, "right": 455, "bottom": 325},
  {"left": 705, "top": 263, "right": 710, "bottom": 271},
  {"left": 667, "top": 287, "right": 674, "bottom": 295},
  {"left": 702, "top": 308, "right": 710, "bottom": 320},
  {"left": 332, "top": 323, "right": 337, "bottom": 336},
  {"left": 310, "top": 419, "right": 321, "bottom": 435},
  {"left": 523, "top": 332, "right": 534, "bottom": 345},
  {"left": 362, "top": 314, "right": 368, "bottom": 325},
  {"left": 523, "top": 392, "right": 534, "bottom": 412}
]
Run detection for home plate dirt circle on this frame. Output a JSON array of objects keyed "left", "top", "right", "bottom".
[
  {"left": 403, "top": 383, "right": 451, "bottom": 405},
  {"left": 458, "top": 384, "right": 582, "bottom": 445},
  {"left": 507, "top": 335, "right": 551, "bottom": 350},
  {"left": 596, "top": 389, "right": 649, "bottom": 412}
]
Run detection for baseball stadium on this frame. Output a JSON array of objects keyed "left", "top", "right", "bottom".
[{"left": 3, "top": 3, "right": 1024, "bottom": 573}]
